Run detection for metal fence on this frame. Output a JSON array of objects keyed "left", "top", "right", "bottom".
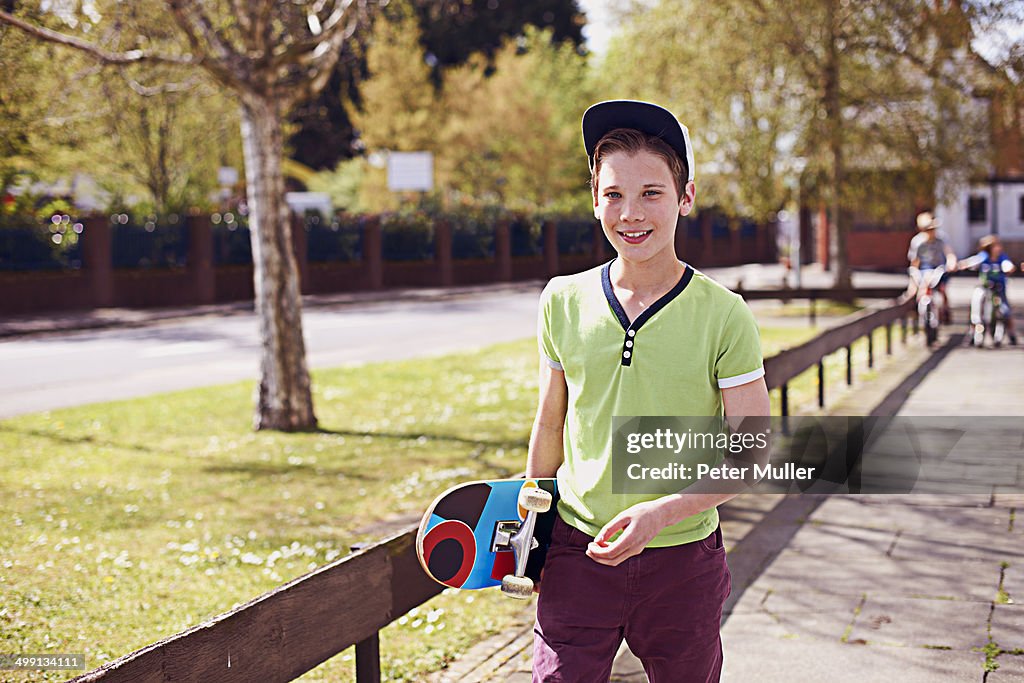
[
  {"left": 510, "top": 218, "right": 543, "bottom": 257},
  {"left": 556, "top": 219, "right": 593, "bottom": 256},
  {"left": 306, "top": 214, "right": 362, "bottom": 263},
  {"left": 0, "top": 218, "right": 84, "bottom": 271},
  {"left": 110, "top": 216, "right": 189, "bottom": 269}
]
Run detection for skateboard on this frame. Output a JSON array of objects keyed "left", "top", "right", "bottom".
[{"left": 416, "top": 478, "right": 558, "bottom": 598}]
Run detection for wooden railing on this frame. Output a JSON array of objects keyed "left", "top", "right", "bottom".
[
  {"left": 764, "top": 296, "right": 916, "bottom": 416},
  {"left": 71, "top": 293, "right": 916, "bottom": 683}
]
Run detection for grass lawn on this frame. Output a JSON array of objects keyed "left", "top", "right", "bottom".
[{"left": 1, "top": 320, "right": 860, "bottom": 682}]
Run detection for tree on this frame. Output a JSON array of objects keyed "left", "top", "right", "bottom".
[
  {"left": 80, "top": 68, "right": 242, "bottom": 214},
  {"left": 0, "top": 4, "right": 79, "bottom": 194},
  {"left": 606, "top": 0, "right": 1020, "bottom": 289},
  {"left": 436, "top": 26, "right": 593, "bottom": 212},
  {"left": 287, "top": 0, "right": 586, "bottom": 172},
  {"left": 1, "top": 1, "right": 375, "bottom": 431},
  {"left": 602, "top": 2, "right": 800, "bottom": 223}
]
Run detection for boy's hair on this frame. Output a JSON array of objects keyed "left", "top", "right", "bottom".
[
  {"left": 590, "top": 128, "right": 688, "bottom": 203},
  {"left": 979, "top": 234, "right": 998, "bottom": 251}
]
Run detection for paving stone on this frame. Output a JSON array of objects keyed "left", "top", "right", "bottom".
[
  {"left": 846, "top": 596, "right": 990, "bottom": 650},
  {"left": 1003, "top": 563, "right": 1023, "bottom": 606},
  {"left": 992, "top": 489, "right": 1024, "bottom": 509},
  {"left": 783, "top": 521, "right": 897, "bottom": 558},
  {"left": 725, "top": 586, "right": 772, "bottom": 615},
  {"left": 890, "top": 533, "right": 1024, "bottom": 563},
  {"left": 761, "top": 589, "right": 864, "bottom": 615},
  {"left": 987, "top": 654, "right": 1024, "bottom": 681},
  {"left": 720, "top": 636, "right": 985, "bottom": 682},
  {"left": 810, "top": 497, "right": 1009, "bottom": 534},
  {"left": 722, "top": 611, "right": 853, "bottom": 642},
  {"left": 756, "top": 552, "right": 1002, "bottom": 601},
  {"left": 991, "top": 605, "right": 1024, "bottom": 652},
  {"left": 720, "top": 520, "right": 756, "bottom": 548}
]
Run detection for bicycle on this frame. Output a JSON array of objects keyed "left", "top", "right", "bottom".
[
  {"left": 974, "top": 278, "right": 1010, "bottom": 348},
  {"left": 913, "top": 266, "right": 945, "bottom": 347}
]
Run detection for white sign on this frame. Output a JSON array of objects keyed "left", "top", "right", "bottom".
[
  {"left": 387, "top": 152, "right": 434, "bottom": 192},
  {"left": 218, "top": 166, "right": 239, "bottom": 187},
  {"left": 285, "top": 192, "right": 332, "bottom": 216}
]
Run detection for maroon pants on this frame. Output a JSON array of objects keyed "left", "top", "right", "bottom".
[{"left": 533, "top": 516, "right": 730, "bottom": 682}]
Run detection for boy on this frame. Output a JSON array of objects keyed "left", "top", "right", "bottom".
[
  {"left": 527, "top": 100, "right": 770, "bottom": 682},
  {"left": 959, "top": 234, "right": 1018, "bottom": 346}
]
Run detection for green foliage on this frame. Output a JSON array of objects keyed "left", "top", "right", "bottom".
[
  {"left": 0, "top": 9, "right": 82, "bottom": 194},
  {"left": 307, "top": 158, "right": 366, "bottom": 213},
  {"left": 347, "top": 2, "right": 440, "bottom": 154},
  {"left": 603, "top": 0, "right": 1009, "bottom": 225},
  {"left": 1, "top": 1, "right": 243, "bottom": 215},
  {"left": 348, "top": 14, "right": 594, "bottom": 215},
  {"left": 436, "top": 26, "right": 594, "bottom": 212}
]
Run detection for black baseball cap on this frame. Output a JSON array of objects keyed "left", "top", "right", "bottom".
[{"left": 582, "top": 100, "right": 694, "bottom": 181}]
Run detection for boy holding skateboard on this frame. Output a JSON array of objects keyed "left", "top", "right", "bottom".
[{"left": 527, "top": 100, "right": 770, "bottom": 682}]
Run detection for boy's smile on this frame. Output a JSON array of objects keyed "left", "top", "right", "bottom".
[{"left": 594, "top": 150, "right": 694, "bottom": 269}]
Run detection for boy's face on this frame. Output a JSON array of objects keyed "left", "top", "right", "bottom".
[{"left": 593, "top": 149, "right": 695, "bottom": 267}]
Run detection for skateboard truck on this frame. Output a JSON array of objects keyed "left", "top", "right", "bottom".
[{"left": 499, "top": 486, "right": 553, "bottom": 599}]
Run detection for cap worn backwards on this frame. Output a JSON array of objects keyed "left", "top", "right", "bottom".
[{"left": 582, "top": 100, "right": 694, "bottom": 182}]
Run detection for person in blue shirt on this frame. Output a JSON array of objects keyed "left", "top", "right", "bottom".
[{"left": 959, "top": 234, "right": 1018, "bottom": 346}]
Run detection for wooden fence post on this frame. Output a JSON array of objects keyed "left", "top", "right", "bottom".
[
  {"left": 291, "top": 213, "right": 309, "bottom": 294},
  {"left": 435, "top": 219, "right": 453, "bottom": 287},
  {"left": 188, "top": 214, "right": 215, "bottom": 305},
  {"left": 543, "top": 220, "right": 559, "bottom": 277},
  {"left": 364, "top": 216, "right": 383, "bottom": 290},
  {"left": 81, "top": 215, "right": 113, "bottom": 307},
  {"left": 700, "top": 211, "right": 713, "bottom": 266},
  {"left": 591, "top": 220, "right": 607, "bottom": 264}
]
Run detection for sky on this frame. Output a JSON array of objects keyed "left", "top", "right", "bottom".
[
  {"left": 576, "top": 0, "right": 617, "bottom": 56},
  {"left": 576, "top": 0, "right": 1021, "bottom": 67}
]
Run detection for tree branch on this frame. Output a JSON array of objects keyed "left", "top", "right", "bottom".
[
  {"left": 165, "top": 0, "right": 250, "bottom": 92},
  {"left": 0, "top": 9, "right": 194, "bottom": 65},
  {"left": 120, "top": 71, "right": 205, "bottom": 97},
  {"left": 269, "top": 0, "right": 357, "bottom": 69}
]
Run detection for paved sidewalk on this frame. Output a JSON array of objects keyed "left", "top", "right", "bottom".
[{"left": 429, "top": 314, "right": 1024, "bottom": 681}]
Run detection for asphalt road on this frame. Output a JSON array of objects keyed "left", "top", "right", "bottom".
[
  {"left": 0, "top": 289, "right": 543, "bottom": 419},
  {"left": 3, "top": 265, "right": 989, "bottom": 421}
]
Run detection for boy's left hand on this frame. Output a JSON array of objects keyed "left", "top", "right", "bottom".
[{"left": 586, "top": 500, "right": 669, "bottom": 567}]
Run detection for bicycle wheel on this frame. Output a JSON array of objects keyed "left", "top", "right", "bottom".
[
  {"left": 993, "top": 294, "right": 1006, "bottom": 346},
  {"left": 925, "top": 301, "right": 938, "bottom": 346}
]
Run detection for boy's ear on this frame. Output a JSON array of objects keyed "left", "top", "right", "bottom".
[{"left": 678, "top": 181, "right": 696, "bottom": 217}]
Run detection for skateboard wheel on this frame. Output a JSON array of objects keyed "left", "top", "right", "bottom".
[
  {"left": 518, "top": 487, "right": 552, "bottom": 513},
  {"left": 501, "top": 574, "right": 534, "bottom": 599}
]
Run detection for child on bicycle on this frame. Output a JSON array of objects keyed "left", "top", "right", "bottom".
[
  {"left": 959, "top": 234, "right": 1018, "bottom": 346},
  {"left": 907, "top": 211, "right": 957, "bottom": 324}
]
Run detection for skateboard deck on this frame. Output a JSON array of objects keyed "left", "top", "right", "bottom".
[{"left": 416, "top": 478, "right": 559, "bottom": 590}]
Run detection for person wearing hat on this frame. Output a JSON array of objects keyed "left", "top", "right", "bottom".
[
  {"left": 958, "top": 234, "right": 1018, "bottom": 346},
  {"left": 526, "top": 100, "right": 769, "bottom": 681},
  {"left": 907, "top": 211, "right": 957, "bottom": 324}
]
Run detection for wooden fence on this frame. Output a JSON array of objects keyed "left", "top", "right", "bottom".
[
  {"left": 0, "top": 212, "right": 779, "bottom": 316},
  {"left": 70, "top": 292, "right": 917, "bottom": 683}
]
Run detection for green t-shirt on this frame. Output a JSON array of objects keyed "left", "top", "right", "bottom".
[{"left": 538, "top": 260, "right": 764, "bottom": 547}]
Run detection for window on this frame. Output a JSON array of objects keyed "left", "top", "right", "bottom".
[
  {"left": 968, "top": 196, "right": 988, "bottom": 224},
  {"left": 1019, "top": 194, "right": 1024, "bottom": 223}
]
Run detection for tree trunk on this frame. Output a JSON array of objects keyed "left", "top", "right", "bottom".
[
  {"left": 825, "top": 0, "right": 852, "bottom": 291},
  {"left": 240, "top": 95, "right": 317, "bottom": 431}
]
